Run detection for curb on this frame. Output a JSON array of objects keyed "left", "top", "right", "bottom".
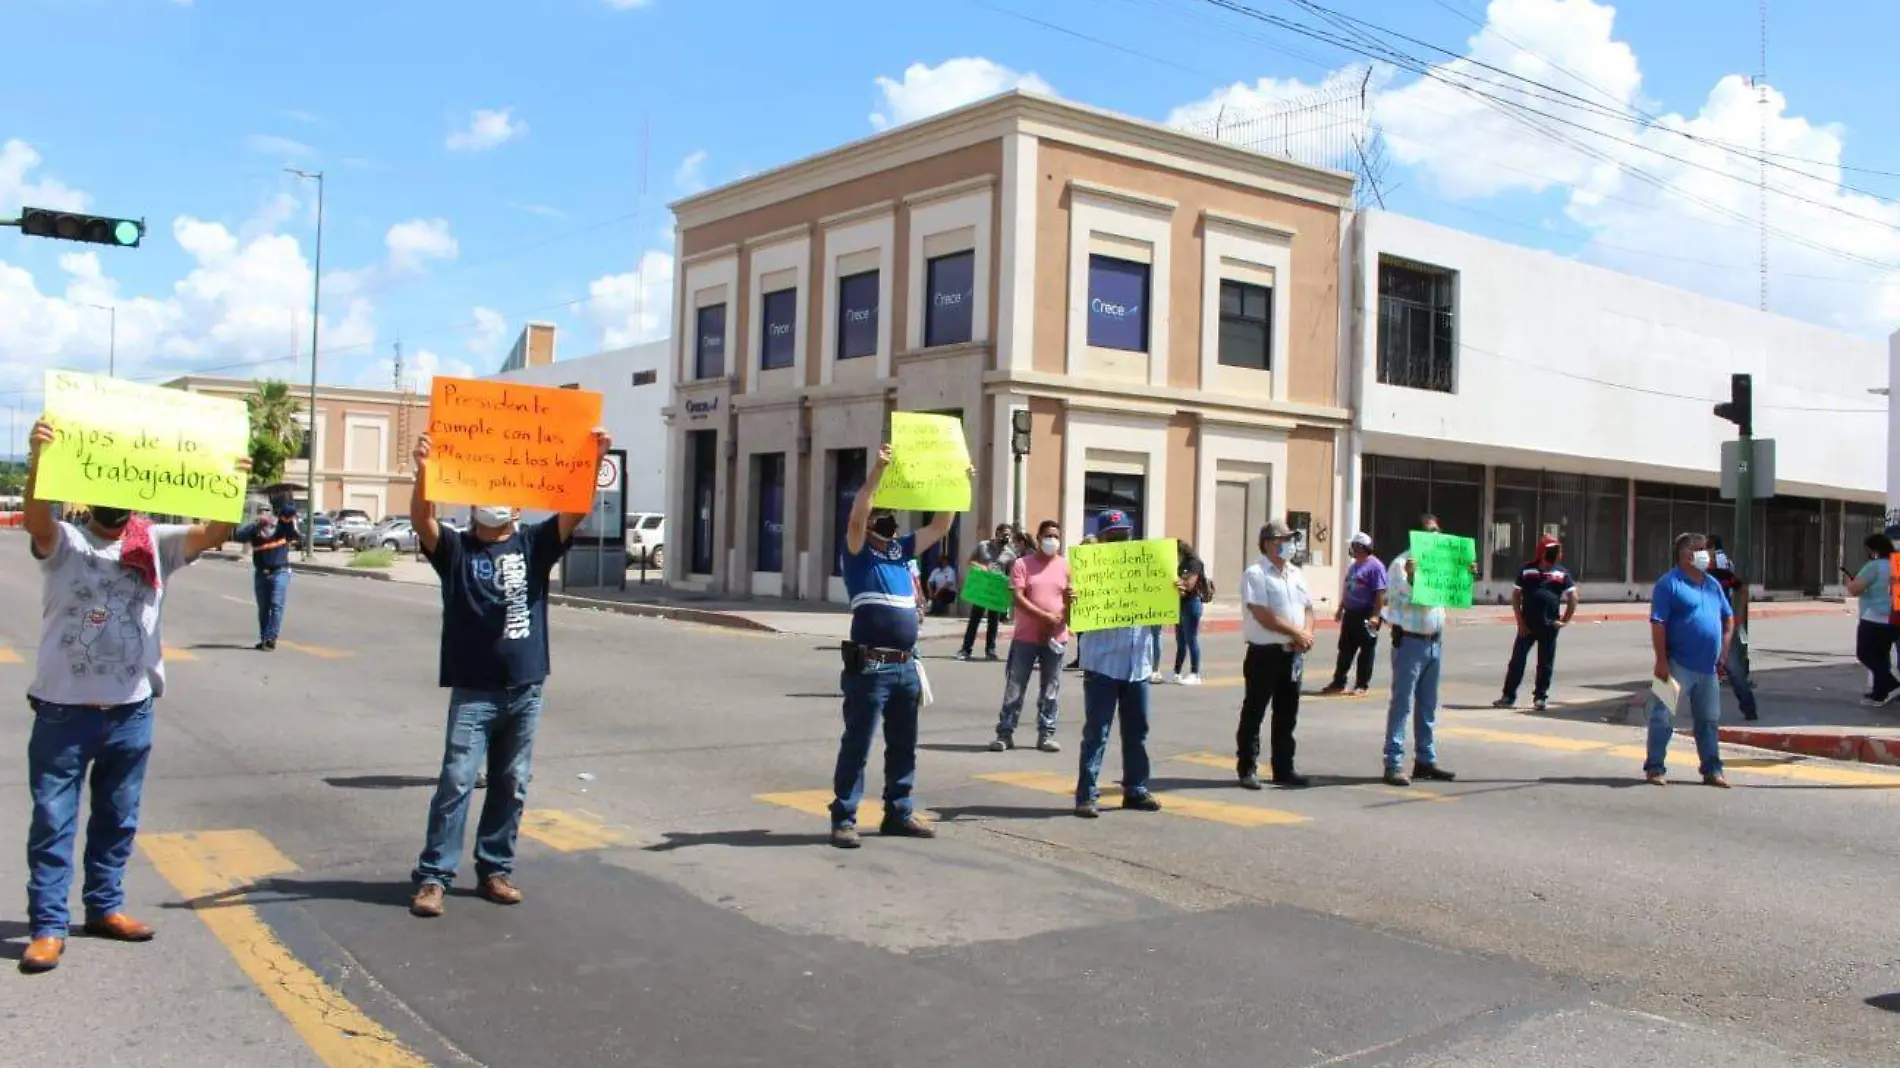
[
  {"left": 288, "top": 562, "right": 394, "bottom": 582},
  {"left": 1715, "top": 726, "right": 1900, "bottom": 767},
  {"left": 546, "top": 593, "right": 781, "bottom": 634}
]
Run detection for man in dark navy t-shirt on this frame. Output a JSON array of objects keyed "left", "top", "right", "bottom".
[
  {"left": 828, "top": 441, "right": 972, "bottom": 849},
  {"left": 236, "top": 504, "right": 300, "bottom": 650},
  {"left": 1495, "top": 535, "right": 1577, "bottom": 711},
  {"left": 405, "top": 424, "right": 611, "bottom": 918}
]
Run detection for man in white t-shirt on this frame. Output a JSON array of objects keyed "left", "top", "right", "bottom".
[
  {"left": 17, "top": 417, "right": 246, "bottom": 975},
  {"left": 1235, "top": 520, "right": 1315, "bottom": 789}
]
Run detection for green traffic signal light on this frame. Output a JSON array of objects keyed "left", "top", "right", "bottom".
[{"left": 113, "top": 220, "right": 141, "bottom": 246}]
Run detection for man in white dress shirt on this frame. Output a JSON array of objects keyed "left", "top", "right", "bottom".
[{"left": 1235, "top": 520, "right": 1315, "bottom": 789}]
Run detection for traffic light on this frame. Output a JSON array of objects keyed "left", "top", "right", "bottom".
[
  {"left": 1713, "top": 372, "right": 1753, "bottom": 436},
  {"left": 18, "top": 207, "right": 144, "bottom": 248},
  {"left": 1010, "top": 408, "right": 1032, "bottom": 457}
]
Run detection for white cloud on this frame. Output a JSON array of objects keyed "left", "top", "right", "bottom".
[
  {"left": 245, "top": 134, "right": 315, "bottom": 160},
  {"left": 0, "top": 139, "right": 88, "bottom": 212},
  {"left": 468, "top": 306, "right": 508, "bottom": 356},
  {"left": 445, "top": 107, "right": 527, "bottom": 152},
  {"left": 384, "top": 218, "right": 459, "bottom": 274},
  {"left": 280, "top": 109, "right": 321, "bottom": 125},
  {"left": 674, "top": 150, "right": 708, "bottom": 194},
  {"left": 586, "top": 249, "right": 676, "bottom": 349},
  {"left": 360, "top": 347, "right": 474, "bottom": 393},
  {"left": 869, "top": 58, "right": 1054, "bottom": 131}
]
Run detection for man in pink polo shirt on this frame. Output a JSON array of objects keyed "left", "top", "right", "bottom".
[{"left": 988, "top": 519, "right": 1071, "bottom": 752}]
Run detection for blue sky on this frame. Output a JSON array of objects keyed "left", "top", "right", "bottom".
[{"left": 4, "top": 0, "right": 1898, "bottom": 409}]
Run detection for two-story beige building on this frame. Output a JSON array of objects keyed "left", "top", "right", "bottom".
[
  {"left": 662, "top": 91, "right": 1354, "bottom": 602},
  {"left": 167, "top": 375, "right": 422, "bottom": 520}
]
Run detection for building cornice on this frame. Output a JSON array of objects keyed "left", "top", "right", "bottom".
[
  {"left": 165, "top": 375, "right": 423, "bottom": 406},
  {"left": 1069, "top": 179, "right": 1177, "bottom": 216},
  {"left": 742, "top": 223, "right": 812, "bottom": 249},
  {"left": 985, "top": 369, "right": 1351, "bottom": 428},
  {"left": 680, "top": 242, "right": 740, "bottom": 268},
  {"left": 901, "top": 174, "right": 997, "bottom": 208},
  {"left": 1201, "top": 208, "right": 1298, "bottom": 243},
  {"left": 817, "top": 200, "right": 896, "bottom": 231}
]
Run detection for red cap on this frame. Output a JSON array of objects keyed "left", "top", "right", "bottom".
[{"left": 1535, "top": 534, "right": 1562, "bottom": 555}]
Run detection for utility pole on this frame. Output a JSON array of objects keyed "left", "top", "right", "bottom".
[
  {"left": 287, "top": 168, "right": 325, "bottom": 558},
  {"left": 82, "top": 303, "right": 116, "bottom": 376}
]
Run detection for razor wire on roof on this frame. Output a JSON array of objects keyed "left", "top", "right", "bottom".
[{"left": 1169, "top": 67, "right": 1388, "bottom": 207}]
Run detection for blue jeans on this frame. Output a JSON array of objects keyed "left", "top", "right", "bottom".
[
  {"left": 413, "top": 685, "right": 543, "bottom": 887},
  {"left": 1645, "top": 663, "right": 1724, "bottom": 777},
  {"left": 1384, "top": 634, "right": 1442, "bottom": 771},
  {"left": 253, "top": 568, "right": 290, "bottom": 642},
  {"left": 1147, "top": 627, "right": 1163, "bottom": 670},
  {"left": 830, "top": 659, "right": 920, "bottom": 827},
  {"left": 26, "top": 698, "right": 155, "bottom": 938},
  {"left": 1174, "top": 599, "right": 1203, "bottom": 675},
  {"left": 1075, "top": 674, "right": 1152, "bottom": 804},
  {"left": 1724, "top": 629, "right": 1756, "bottom": 715},
  {"left": 996, "top": 639, "right": 1064, "bottom": 738}
]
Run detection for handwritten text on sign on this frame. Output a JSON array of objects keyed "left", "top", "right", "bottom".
[
  {"left": 1068, "top": 538, "right": 1179, "bottom": 633},
  {"left": 1408, "top": 531, "right": 1477, "bottom": 609},
  {"left": 38, "top": 371, "right": 249, "bottom": 522},
  {"left": 960, "top": 567, "right": 1015, "bottom": 614},
  {"left": 425, "top": 377, "right": 604, "bottom": 513},
  {"left": 873, "top": 412, "right": 971, "bottom": 512}
]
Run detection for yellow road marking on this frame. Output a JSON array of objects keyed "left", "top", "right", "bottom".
[
  {"left": 519, "top": 808, "right": 628, "bottom": 851},
  {"left": 140, "top": 830, "right": 429, "bottom": 1068},
  {"left": 163, "top": 645, "right": 197, "bottom": 662},
  {"left": 0, "top": 645, "right": 21, "bottom": 665},
  {"left": 977, "top": 770, "right": 1309, "bottom": 827},
  {"left": 278, "top": 640, "right": 352, "bottom": 660},
  {"left": 755, "top": 789, "right": 886, "bottom": 824},
  {"left": 1171, "top": 752, "right": 1456, "bottom": 803},
  {"left": 1438, "top": 725, "right": 1900, "bottom": 789}
]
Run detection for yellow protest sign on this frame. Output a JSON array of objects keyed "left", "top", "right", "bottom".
[
  {"left": 36, "top": 370, "right": 250, "bottom": 522},
  {"left": 1068, "top": 538, "right": 1179, "bottom": 633},
  {"left": 872, "top": 412, "right": 971, "bottom": 512}
]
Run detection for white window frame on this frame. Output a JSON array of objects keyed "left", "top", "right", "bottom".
[
  {"left": 819, "top": 209, "right": 896, "bottom": 385},
  {"left": 1066, "top": 181, "right": 1175, "bottom": 389},
  {"left": 1200, "top": 211, "right": 1295, "bottom": 402},
  {"left": 904, "top": 185, "right": 992, "bottom": 352},
  {"left": 680, "top": 254, "right": 739, "bottom": 384},
  {"left": 342, "top": 411, "right": 390, "bottom": 474},
  {"left": 1061, "top": 409, "right": 1170, "bottom": 547},
  {"left": 338, "top": 481, "right": 390, "bottom": 521},
  {"left": 745, "top": 231, "right": 809, "bottom": 385}
]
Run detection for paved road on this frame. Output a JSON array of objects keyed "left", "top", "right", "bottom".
[{"left": 1, "top": 544, "right": 1896, "bottom": 1066}]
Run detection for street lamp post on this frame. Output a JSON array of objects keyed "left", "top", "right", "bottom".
[
  {"left": 287, "top": 168, "right": 325, "bottom": 560},
  {"left": 82, "top": 303, "right": 115, "bottom": 376}
]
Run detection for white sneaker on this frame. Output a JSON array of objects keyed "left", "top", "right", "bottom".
[
  {"left": 1166, "top": 672, "right": 1182, "bottom": 684},
  {"left": 1181, "top": 674, "right": 1202, "bottom": 686},
  {"left": 1149, "top": 671, "right": 1163, "bottom": 684}
]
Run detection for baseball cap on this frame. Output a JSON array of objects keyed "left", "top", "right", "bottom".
[
  {"left": 1259, "top": 519, "right": 1295, "bottom": 542},
  {"left": 1095, "top": 509, "right": 1133, "bottom": 535},
  {"left": 1349, "top": 531, "right": 1373, "bottom": 549}
]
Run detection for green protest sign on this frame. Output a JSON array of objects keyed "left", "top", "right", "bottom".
[
  {"left": 1068, "top": 538, "right": 1179, "bottom": 632},
  {"left": 1408, "top": 531, "right": 1477, "bottom": 609},
  {"left": 960, "top": 568, "right": 1014, "bottom": 613}
]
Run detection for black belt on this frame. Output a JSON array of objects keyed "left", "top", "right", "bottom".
[
  {"left": 861, "top": 646, "right": 913, "bottom": 665},
  {"left": 1393, "top": 627, "right": 1440, "bottom": 642}
]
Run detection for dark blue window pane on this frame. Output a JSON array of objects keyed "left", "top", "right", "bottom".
[
  {"left": 832, "top": 449, "right": 867, "bottom": 576},
  {"left": 756, "top": 453, "right": 784, "bottom": 574},
  {"left": 837, "top": 271, "right": 879, "bottom": 360},
  {"left": 694, "top": 303, "right": 726, "bottom": 379},
  {"left": 1086, "top": 255, "right": 1149, "bottom": 353},
  {"left": 761, "top": 289, "right": 796, "bottom": 370},
  {"left": 924, "top": 251, "right": 975, "bottom": 347}
]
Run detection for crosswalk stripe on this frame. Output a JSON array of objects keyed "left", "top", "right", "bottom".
[
  {"left": 0, "top": 645, "right": 21, "bottom": 665},
  {"left": 1169, "top": 751, "right": 1457, "bottom": 803},
  {"left": 277, "top": 640, "right": 352, "bottom": 660},
  {"left": 520, "top": 808, "right": 628, "bottom": 851},
  {"left": 1437, "top": 724, "right": 1900, "bottom": 789},
  {"left": 977, "top": 770, "right": 1309, "bottom": 827},
  {"left": 140, "top": 829, "right": 431, "bottom": 1068},
  {"left": 755, "top": 789, "right": 887, "bottom": 825},
  {"left": 164, "top": 645, "right": 198, "bottom": 662}
]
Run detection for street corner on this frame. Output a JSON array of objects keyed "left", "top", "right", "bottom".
[{"left": 1717, "top": 725, "right": 1900, "bottom": 767}]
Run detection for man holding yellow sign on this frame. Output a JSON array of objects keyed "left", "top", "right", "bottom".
[
  {"left": 17, "top": 404, "right": 250, "bottom": 975},
  {"left": 1066, "top": 512, "right": 1174, "bottom": 819}
]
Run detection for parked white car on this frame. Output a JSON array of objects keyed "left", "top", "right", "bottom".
[{"left": 626, "top": 512, "right": 666, "bottom": 569}]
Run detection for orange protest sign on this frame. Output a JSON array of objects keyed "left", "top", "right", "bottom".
[
  {"left": 1890, "top": 553, "right": 1899, "bottom": 614},
  {"left": 424, "top": 377, "right": 603, "bottom": 512}
]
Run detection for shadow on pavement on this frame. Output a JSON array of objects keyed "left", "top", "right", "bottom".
[
  {"left": 1866, "top": 993, "right": 1900, "bottom": 1013},
  {"left": 187, "top": 642, "right": 258, "bottom": 652},
  {"left": 0, "top": 919, "right": 33, "bottom": 962},
  {"left": 783, "top": 693, "right": 842, "bottom": 700},
  {"left": 643, "top": 829, "right": 832, "bottom": 851},
  {"left": 931, "top": 803, "right": 1073, "bottom": 822},
  {"left": 323, "top": 775, "right": 438, "bottom": 790},
  {"left": 161, "top": 877, "right": 414, "bottom": 912},
  {"left": 918, "top": 742, "right": 999, "bottom": 754}
]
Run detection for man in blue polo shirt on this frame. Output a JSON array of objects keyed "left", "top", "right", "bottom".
[
  {"left": 829, "top": 441, "right": 972, "bottom": 849},
  {"left": 1071, "top": 509, "right": 1164, "bottom": 818},
  {"left": 1644, "top": 531, "right": 1735, "bottom": 788},
  {"left": 236, "top": 503, "right": 300, "bottom": 651}
]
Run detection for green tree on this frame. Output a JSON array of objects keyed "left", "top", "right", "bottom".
[{"left": 246, "top": 380, "right": 305, "bottom": 489}]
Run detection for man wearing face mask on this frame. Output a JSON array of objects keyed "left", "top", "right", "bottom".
[
  {"left": 988, "top": 519, "right": 1069, "bottom": 753},
  {"left": 236, "top": 503, "right": 301, "bottom": 651},
  {"left": 1642, "top": 532, "right": 1734, "bottom": 788},
  {"left": 1072, "top": 510, "right": 1164, "bottom": 817},
  {"left": 1494, "top": 535, "right": 1577, "bottom": 713},
  {"left": 829, "top": 443, "right": 971, "bottom": 849},
  {"left": 17, "top": 418, "right": 247, "bottom": 974},
  {"left": 405, "top": 424, "right": 612, "bottom": 918},
  {"left": 1380, "top": 513, "right": 1462, "bottom": 788},
  {"left": 956, "top": 522, "right": 1016, "bottom": 662},
  {"left": 1235, "top": 520, "right": 1315, "bottom": 789}
]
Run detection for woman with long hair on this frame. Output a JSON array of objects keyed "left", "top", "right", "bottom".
[
  {"left": 1845, "top": 532, "right": 1899, "bottom": 706},
  {"left": 1170, "top": 541, "right": 1207, "bottom": 684}
]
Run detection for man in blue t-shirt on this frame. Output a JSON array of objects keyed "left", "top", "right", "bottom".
[
  {"left": 1643, "top": 531, "right": 1735, "bottom": 788},
  {"left": 829, "top": 441, "right": 972, "bottom": 849},
  {"left": 236, "top": 503, "right": 300, "bottom": 650},
  {"left": 405, "top": 425, "right": 611, "bottom": 918}
]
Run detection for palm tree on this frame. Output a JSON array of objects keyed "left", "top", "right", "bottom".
[{"left": 246, "top": 380, "right": 305, "bottom": 489}]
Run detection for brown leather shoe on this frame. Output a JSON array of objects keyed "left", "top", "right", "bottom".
[
  {"left": 19, "top": 936, "right": 64, "bottom": 974},
  {"left": 410, "top": 883, "right": 446, "bottom": 918},
  {"left": 1702, "top": 773, "right": 1731, "bottom": 789},
  {"left": 1644, "top": 772, "right": 1668, "bottom": 787},
  {"left": 82, "top": 913, "right": 154, "bottom": 942},
  {"left": 477, "top": 876, "right": 523, "bottom": 905}
]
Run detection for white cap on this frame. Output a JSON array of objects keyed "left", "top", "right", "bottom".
[{"left": 1350, "top": 531, "right": 1374, "bottom": 549}]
